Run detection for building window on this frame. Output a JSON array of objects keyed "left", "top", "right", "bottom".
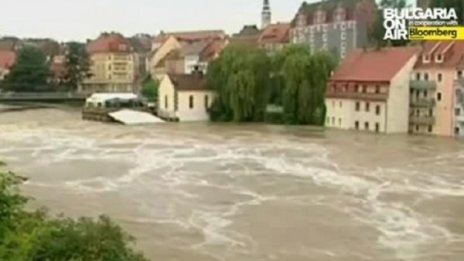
[
  {"left": 375, "top": 85, "right": 380, "bottom": 94},
  {"left": 428, "top": 125, "right": 433, "bottom": 133},
  {"left": 416, "top": 125, "right": 419, "bottom": 132},
  {"left": 424, "top": 73, "right": 429, "bottom": 81},
  {"left": 205, "top": 95, "right": 209, "bottom": 109},
  {"left": 365, "top": 102, "right": 370, "bottom": 112},
  {"left": 375, "top": 105, "right": 381, "bottom": 115},
  {"left": 423, "top": 90, "right": 428, "bottom": 98},
  {"left": 423, "top": 55, "right": 430, "bottom": 63},
  {"left": 456, "top": 108, "right": 461, "bottom": 116},
  {"left": 355, "top": 101, "right": 360, "bottom": 111},
  {"left": 338, "top": 118, "right": 342, "bottom": 126},
  {"left": 458, "top": 70, "right": 463, "bottom": 79},
  {"left": 375, "top": 123, "right": 380, "bottom": 133},
  {"left": 436, "top": 54, "right": 443, "bottom": 63},
  {"left": 355, "top": 85, "right": 360, "bottom": 93},
  {"left": 416, "top": 72, "right": 421, "bottom": 80},
  {"left": 189, "top": 95, "right": 194, "bottom": 109},
  {"left": 164, "top": 95, "right": 168, "bottom": 109},
  {"left": 339, "top": 101, "right": 342, "bottom": 108},
  {"left": 429, "top": 109, "right": 434, "bottom": 117},
  {"left": 355, "top": 121, "right": 359, "bottom": 130},
  {"left": 332, "top": 117, "right": 335, "bottom": 125},
  {"left": 362, "top": 85, "right": 367, "bottom": 93},
  {"left": 437, "top": 92, "right": 442, "bottom": 101},
  {"left": 108, "top": 65, "right": 112, "bottom": 70},
  {"left": 438, "top": 73, "right": 443, "bottom": 82},
  {"left": 456, "top": 127, "right": 460, "bottom": 135},
  {"left": 326, "top": 117, "right": 330, "bottom": 125},
  {"left": 365, "top": 122, "right": 369, "bottom": 131}
]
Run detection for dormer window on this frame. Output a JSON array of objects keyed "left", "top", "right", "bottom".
[
  {"left": 436, "top": 54, "right": 444, "bottom": 63},
  {"left": 334, "top": 7, "right": 346, "bottom": 22},
  {"left": 423, "top": 54, "right": 430, "bottom": 63},
  {"left": 314, "top": 10, "right": 326, "bottom": 24}
]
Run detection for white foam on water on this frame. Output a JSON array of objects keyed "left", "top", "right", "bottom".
[{"left": 1, "top": 125, "right": 464, "bottom": 260}]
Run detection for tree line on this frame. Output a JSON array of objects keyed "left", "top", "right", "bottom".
[
  {"left": 207, "top": 44, "right": 336, "bottom": 126},
  {"left": 0, "top": 162, "right": 149, "bottom": 260},
  {"left": 0, "top": 43, "right": 91, "bottom": 92}
]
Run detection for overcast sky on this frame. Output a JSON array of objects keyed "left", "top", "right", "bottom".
[{"left": 1, "top": 0, "right": 306, "bottom": 41}]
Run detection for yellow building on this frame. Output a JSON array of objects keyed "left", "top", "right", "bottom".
[{"left": 82, "top": 33, "right": 135, "bottom": 94}]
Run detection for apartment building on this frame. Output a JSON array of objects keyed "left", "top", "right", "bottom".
[
  {"left": 410, "top": 41, "right": 464, "bottom": 137},
  {"left": 290, "top": 0, "right": 376, "bottom": 59},
  {"left": 148, "top": 30, "right": 225, "bottom": 79},
  {"left": 82, "top": 33, "right": 135, "bottom": 94},
  {"left": 326, "top": 47, "right": 419, "bottom": 133}
]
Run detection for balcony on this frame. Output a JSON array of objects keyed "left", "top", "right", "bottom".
[
  {"left": 410, "top": 115, "right": 436, "bottom": 125},
  {"left": 456, "top": 115, "right": 464, "bottom": 123},
  {"left": 410, "top": 80, "right": 437, "bottom": 90},
  {"left": 410, "top": 98, "right": 436, "bottom": 108}
]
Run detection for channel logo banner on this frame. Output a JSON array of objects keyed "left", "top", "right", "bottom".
[{"left": 409, "top": 26, "right": 464, "bottom": 40}]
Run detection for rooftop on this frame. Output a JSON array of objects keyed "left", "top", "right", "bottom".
[
  {"left": 258, "top": 23, "right": 291, "bottom": 44},
  {"left": 0, "top": 51, "right": 16, "bottom": 69},
  {"left": 330, "top": 47, "right": 420, "bottom": 83},
  {"left": 168, "top": 73, "right": 208, "bottom": 91},
  {"left": 87, "top": 33, "right": 132, "bottom": 54}
]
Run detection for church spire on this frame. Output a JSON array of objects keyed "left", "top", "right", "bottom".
[{"left": 261, "top": 0, "right": 271, "bottom": 29}]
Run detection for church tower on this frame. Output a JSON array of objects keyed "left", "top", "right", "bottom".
[{"left": 261, "top": 0, "right": 271, "bottom": 29}]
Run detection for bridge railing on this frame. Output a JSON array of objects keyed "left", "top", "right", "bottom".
[{"left": 0, "top": 92, "right": 88, "bottom": 99}]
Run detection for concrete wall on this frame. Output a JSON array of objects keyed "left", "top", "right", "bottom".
[
  {"left": 387, "top": 54, "right": 418, "bottom": 133},
  {"left": 177, "top": 91, "right": 214, "bottom": 121},
  {"left": 326, "top": 97, "right": 387, "bottom": 133}
]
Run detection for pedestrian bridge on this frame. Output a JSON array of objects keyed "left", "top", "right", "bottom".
[{"left": 0, "top": 92, "right": 88, "bottom": 102}]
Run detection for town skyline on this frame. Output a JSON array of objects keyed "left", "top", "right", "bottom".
[{"left": 1, "top": 0, "right": 305, "bottom": 42}]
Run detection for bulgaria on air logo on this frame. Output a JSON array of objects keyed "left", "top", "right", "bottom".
[{"left": 383, "top": 7, "right": 464, "bottom": 41}]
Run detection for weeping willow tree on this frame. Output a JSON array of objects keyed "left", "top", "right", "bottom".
[
  {"left": 273, "top": 44, "right": 336, "bottom": 125},
  {"left": 207, "top": 45, "right": 271, "bottom": 122}
]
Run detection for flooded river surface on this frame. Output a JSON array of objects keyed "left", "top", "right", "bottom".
[{"left": 0, "top": 108, "right": 463, "bottom": 261}]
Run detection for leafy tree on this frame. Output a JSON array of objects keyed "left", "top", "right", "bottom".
[
  {"left": 273, "top": 45, "right": 336, "bottom": 125},
  {"left": 0, "top": 165, "right": 148, "bottom": 261},
  {"left": 207, "top": 45, "right": 270, "bottom": 122},
  {"left": 141, "top": 75, "right": 159, "bottom": 102},
  {"left": 3, "top": 47, "right": 50, "bottom": 92},
  {"left": 63, "top": 42, "right": 92, "bottom": 91}
]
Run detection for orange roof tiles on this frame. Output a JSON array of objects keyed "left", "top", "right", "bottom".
[
  {"left": 415, "top": 41, "right": 464, "bottom": 69},
  {"left": 331, "top": 47, "right": 420, "bottom": 83},
  {"left": 0, "top": 51, "right": 16, "bottom": 69},
  {"left": 87, "top": 34, "right": 132, "bottom": 54},
  {"left": 258, "top": 23, "right": 290, "bottom": 44}
]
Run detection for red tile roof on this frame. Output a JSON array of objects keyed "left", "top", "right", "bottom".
[
  {"left": 0, "top": 51, "right": 16, "bottom": 69},
  {"left": 258, "top": 23, "right": 290, "bottom": 44},
  {"left": 330, "top": 47, "right": 420, "bottom": 83},
  {"left": 87, "top": 33, "right": 132, "bottom": 54},
  {"left": 414, "top": 41, "right": 464, "bottom": 69}
]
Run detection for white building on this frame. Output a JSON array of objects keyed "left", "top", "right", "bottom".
[{"left": 157, "top": 73, "right": 214, "bottom": 122}]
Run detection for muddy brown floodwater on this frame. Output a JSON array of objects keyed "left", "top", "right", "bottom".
[{"left": 0, "top": 107, "right": 464, "bottom": 261}]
